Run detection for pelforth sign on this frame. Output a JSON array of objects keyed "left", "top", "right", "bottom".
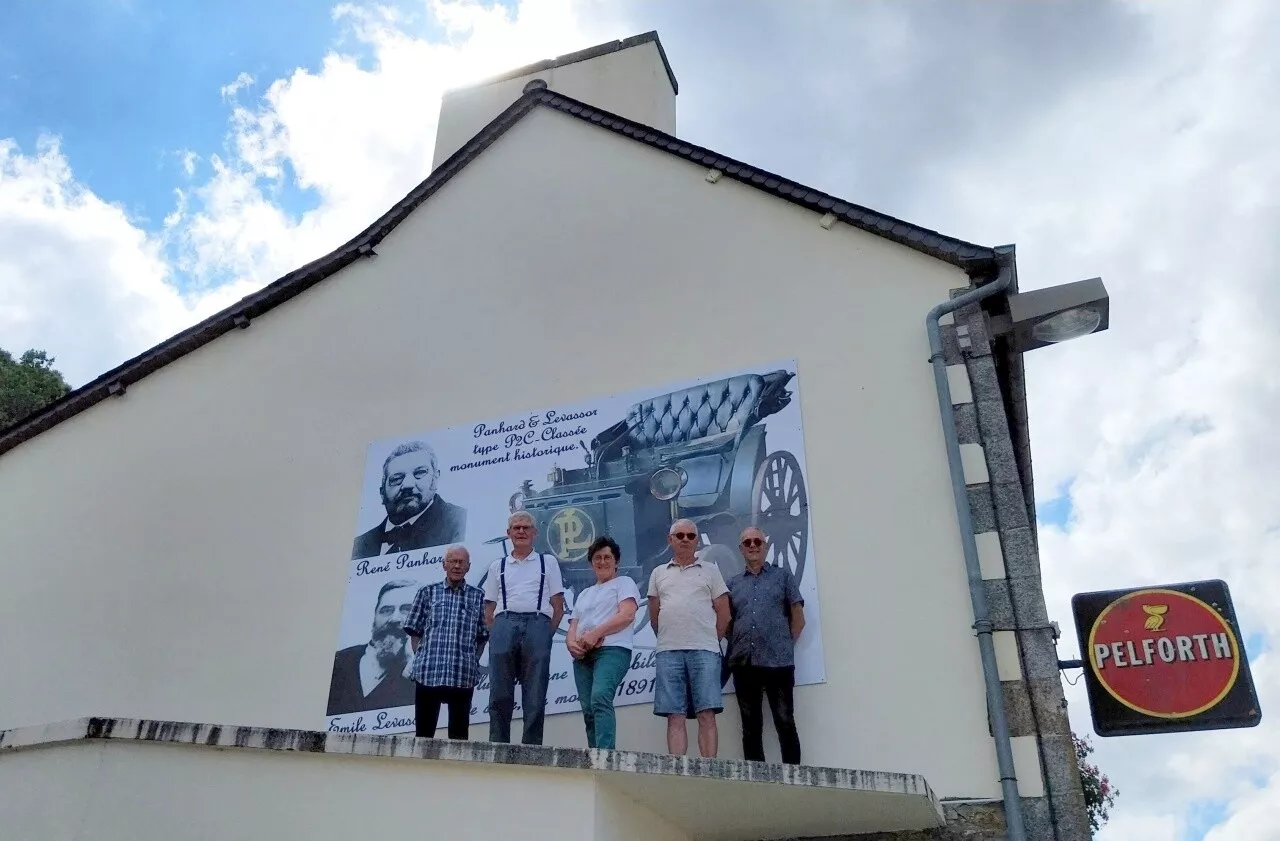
[{"left": 1071, "top": 579, "right": 1262, "bottom": 737}]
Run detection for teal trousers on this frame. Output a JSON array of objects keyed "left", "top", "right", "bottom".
[{"left": 572, "top": 645, "right": 631, "bottom": 749}]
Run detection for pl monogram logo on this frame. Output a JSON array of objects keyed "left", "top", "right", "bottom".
[{"left": 550, "top": 507, "right": 595, "bottom": 561}]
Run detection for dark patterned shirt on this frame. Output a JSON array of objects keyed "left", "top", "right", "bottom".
[
  {"left": 403, "top": 581, "right": 489, "bottom": 688},
  {"left": 724, "top": 563, "right": 804, "bottom": 668}
]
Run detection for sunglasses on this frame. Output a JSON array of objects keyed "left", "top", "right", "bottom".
[
  {"left": 671, "top": 532, "right": 698, "bottom": 541},
  {"left": 741, "top": 538, "right": 764, "bottom": 547}
]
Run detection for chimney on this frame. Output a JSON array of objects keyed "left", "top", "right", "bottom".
[{"left": 431, "top": 31, "right": 678, "bottom": 170}]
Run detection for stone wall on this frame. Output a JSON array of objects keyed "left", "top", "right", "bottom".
[{"left": 928, "top": 272, "right": 1093, "bottom": 841}]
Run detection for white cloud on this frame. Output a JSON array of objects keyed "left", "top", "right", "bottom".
[
  {"left": 0, "top": 0, "right": 620, "bottom": 388},
  {"left": 219, "top": 72, "right": 255, "bottom": 102},
  {"left": 0, "top": 136, "right": 256, "bottom": 386},
  {"left": 922, "top": 0, "right": 1280, "bottom": 837},
  {"left": 170, "top": 0, "right": 618, "bottom": 291},
  {"left": 1203, "top": 764, "right": 1280, "bottom": 841}
]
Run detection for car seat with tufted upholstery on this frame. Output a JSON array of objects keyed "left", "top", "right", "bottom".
[{"left": 625, "top": 373, "right": 764, "bottom": 455}]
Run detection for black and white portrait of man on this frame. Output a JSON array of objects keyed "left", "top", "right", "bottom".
[
  {"left": 326, "top": 579, "right": 420, "bottom": 716},
  {"left": 350, "top": 440, "right": 467, "bottom": 560}
]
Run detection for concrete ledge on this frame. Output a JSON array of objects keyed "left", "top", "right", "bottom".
[{"left": 2, "top": 717, "right": 946, "bottom": 840}]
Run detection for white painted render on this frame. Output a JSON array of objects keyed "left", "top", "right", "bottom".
[
  {"left": 1011, "top": 736, "right": 1047, "bottom": 798},
  {"left": 595, "top": 783, "right": 690, "bottom": 841},
  {"left": 432, "top": 37, "right": 676, "bottom": 169},
  {"left": 0, "top": 740, "right": 599, "bottom": 841},
  {"left": 975, "top": 531, "right": 1008, "bottom": 580},
  {"left": 945, "top": 363, "right": 973, "bottom": 404},
  {"left": 0, "top": 105, "right": 1015, "bottom": 799},
  {"left": 959, "top": 442, "right": 991, "bottom": 485},
  {"left": 993, "top": 631, "right": 1024, "bottom": 681}
]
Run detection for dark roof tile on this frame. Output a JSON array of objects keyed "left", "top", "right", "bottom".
[{"left": 0, "top": 85, "right": 999, "bottom": 458}]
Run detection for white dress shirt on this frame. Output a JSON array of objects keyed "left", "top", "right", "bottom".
[{"left": 483, "top": 551, "right": 565, "bottom": 618}]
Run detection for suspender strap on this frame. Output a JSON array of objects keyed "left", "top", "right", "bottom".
[
  {"left": 498, "top": 553, "right": 547, "bottom": 614},
  {"left": 536, "top": 554, "right": 546, "bottom": 613}
]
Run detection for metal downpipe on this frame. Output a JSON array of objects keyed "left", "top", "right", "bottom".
[{"left": 925, "top": 248, "right": 1027, "bottom": 841}]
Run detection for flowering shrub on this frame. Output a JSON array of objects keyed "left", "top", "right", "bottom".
[{"left": 1074, "top": 732, "right": 1118, "bottom": 833}]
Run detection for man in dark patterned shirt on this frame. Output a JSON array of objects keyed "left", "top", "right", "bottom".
[
  {"left": 724, "top": 526, "right": 806, "bottom": 764},
  {"left": 404, "top": 545, "right": 489, "bottom": 739}
]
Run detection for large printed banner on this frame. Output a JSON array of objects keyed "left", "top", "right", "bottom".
[{"left": 325, "top": 359, "right": 826, "bottom": 736}]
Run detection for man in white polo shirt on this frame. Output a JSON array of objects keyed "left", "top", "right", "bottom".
[
  {"left": 483, "top": 510, "right": 566, "bottom": 745},
  {"left": 647, "top": 518, "right": 731, "bottom": 758}
]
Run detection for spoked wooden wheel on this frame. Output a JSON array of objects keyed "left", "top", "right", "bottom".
[{"left": 750, "top": 451, "right": 809, "bottom": 582}]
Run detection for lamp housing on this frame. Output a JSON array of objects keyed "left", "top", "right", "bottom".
[{"left": 994, "top": 276, "right": 1110, "bottom": 353}]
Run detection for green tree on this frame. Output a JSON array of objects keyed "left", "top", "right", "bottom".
[
  {"left": 0, "top": 348, "right": 71, "bottom": 428},
  {"left": 1074, "top": 731, "right": 1119, "bottom": 834}
]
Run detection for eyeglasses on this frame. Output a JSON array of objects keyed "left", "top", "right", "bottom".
[
  {"left": 741, "top": 538, "right": 764, "bottom": 547},
  {"left": 671, "top": 532, "right": 698, "bottom": 541}
]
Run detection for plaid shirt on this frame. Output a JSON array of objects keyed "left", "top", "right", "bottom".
[{"left": 403, "top": 580, "right": 489, "bottom": 689}]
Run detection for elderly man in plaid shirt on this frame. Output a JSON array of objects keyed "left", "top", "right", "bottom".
[{"left": 404, "top": 545, "right": 490, "bottom": 739}]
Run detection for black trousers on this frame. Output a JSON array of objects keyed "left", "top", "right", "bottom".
[
  {"left": 732, "top": 665, "right": 801, "bottom": 764},
  {"left": 415, "top": 683, "right": 474, "bottom": 739}
]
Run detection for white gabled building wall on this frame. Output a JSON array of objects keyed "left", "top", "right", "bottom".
[{"left": 0, "top": 105, "right": 1012, "bottom": 800}]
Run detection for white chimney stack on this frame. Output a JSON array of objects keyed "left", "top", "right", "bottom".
[{"left": 431, "top": 31, "right": 678, "bottom": 170}]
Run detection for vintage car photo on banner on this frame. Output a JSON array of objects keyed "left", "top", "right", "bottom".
[{"left": 325, "top": 358, "right": 827, "bottom": 735}]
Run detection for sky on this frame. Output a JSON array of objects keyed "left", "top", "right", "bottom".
[{"left": 1, "top": 0, "right": 1277, "bottom": 837}]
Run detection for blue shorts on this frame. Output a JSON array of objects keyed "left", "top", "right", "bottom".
[{"left": 653, "top": 649, "right": 723, "bottom": 717}]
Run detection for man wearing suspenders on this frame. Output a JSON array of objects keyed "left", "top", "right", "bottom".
[{"left": 483, "top": 510, "right": 566, "bottom": 745}]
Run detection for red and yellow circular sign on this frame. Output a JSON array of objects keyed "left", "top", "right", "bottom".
[{"left": 1087, "top": 588, "right": 1240, "bottom": 719}]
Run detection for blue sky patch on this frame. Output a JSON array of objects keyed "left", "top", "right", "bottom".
[
  {"left": 1183, "top": 798, "right": 1229, "bottom": 841},
  {"left": 1243, "top": 631, "right": 1269, "bottom": 662},
  {"left": 0, "top": 0, "right": 490, "bottom": 238},
  {"left": 1037, "top": 479, "right": 1075, "bottom": 529}
]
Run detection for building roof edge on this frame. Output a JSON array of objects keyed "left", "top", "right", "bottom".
[
  {"left": 0, "top": 87, "right": 1001, "bottom": 458},
  {"left": 443, "top": 31, "right": 679, "bottom": 96}
]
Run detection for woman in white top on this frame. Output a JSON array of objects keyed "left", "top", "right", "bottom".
[{"left": 566, "top": 535, "right": 640, "bottom": 749}]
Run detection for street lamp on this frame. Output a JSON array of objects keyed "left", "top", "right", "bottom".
[
  {"left": 989, "top": 276, "right": 1110, "bottom": 353},
  {"left": 924, "top": 251, "right": 1110, "bottom": 841}
]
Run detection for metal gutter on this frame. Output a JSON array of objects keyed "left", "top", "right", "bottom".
[{"left": 925, "top": 244, "right": 1026, "bottom": 841}]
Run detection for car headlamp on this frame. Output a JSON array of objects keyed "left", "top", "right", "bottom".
[{"left": 650, "top": 466, "right": 687, "bottom": 501}]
